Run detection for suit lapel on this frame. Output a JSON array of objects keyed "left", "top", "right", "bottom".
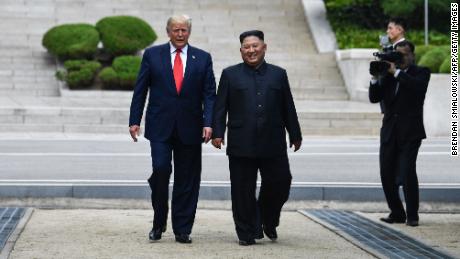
[{"left": 160, "top": 43, "right": 177, "bottom": 95}]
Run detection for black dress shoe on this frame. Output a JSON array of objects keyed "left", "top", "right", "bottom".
[
  {"left": 175, "top": 234, "right": 192, "bottom": 244},
  {"left": 149, "top": 228, "right": 163, "bottom": 241},
  {"left": 238, "top": 239, "right": 256, "bottom": 246},
  {"left": 263, "top": 226, "right": 278, "bottom": 241},
  {"left": 380, "top": 216, "right": 406, "bottom": 224},
  {"left": 406, "top": 220, "right": 419, "bottom": 227},
  {"left": 254, "top": 230, "right": 264, "bottom": 240}
]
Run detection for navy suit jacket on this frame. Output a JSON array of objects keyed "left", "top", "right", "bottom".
[
  {"left": 129, "top": 43, "right": 216, "bottom": 145},
  {"left": 369, "top": 65, "right": 430, "bottom": 144}
]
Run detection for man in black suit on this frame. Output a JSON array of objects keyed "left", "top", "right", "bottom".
[
  {"left": 369, "top": 41, "right": 430, "bottom": 227},
  {"left": 211, "top": 30, "right": 302, "bottom": 245}
]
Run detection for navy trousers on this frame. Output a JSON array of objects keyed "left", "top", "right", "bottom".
[{"left": 147, "top": 128, "right": 202, "bottom": 235}]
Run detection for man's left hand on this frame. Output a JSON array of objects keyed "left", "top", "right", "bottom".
[
  {"left": 290, "top": 140, "right": 302, "bottom": 152},
  {"left": 386, "top": 61, "right": 396, "bottom": 75},
  {"left": 203, "top": 127, "right": 212, "bottom": 143}
]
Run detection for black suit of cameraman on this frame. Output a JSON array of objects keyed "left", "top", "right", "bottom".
[{"left": 369, "top": 42, "right": 430, "bottom": 225}]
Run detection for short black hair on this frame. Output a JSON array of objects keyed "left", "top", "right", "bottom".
[
  {"left": 395, "top": 40, "right": 415, "bottom": 53},
  {"left": 388, "top": 17, "right": 407, "bottom": 31},
  {"left": 239, "top": 30, "right": 264, "bottom": 43}
]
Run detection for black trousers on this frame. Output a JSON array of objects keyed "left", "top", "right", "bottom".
[
  {"left": 228, "top": 155, "right": 292, "bottom": 241},
  {"left": 380, "top": 135, "right": 422, "bottom": 221},
  {"left": 147, "top": 129, "right": 202, "bottom": 235}
]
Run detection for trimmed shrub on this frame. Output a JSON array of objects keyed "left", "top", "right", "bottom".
[
  {"left": 64, "top": 60, "right": 101, "bottom": 72},
  {"left": 96, "top": 16, "right": 157, "bottom": 56},
  {"left": 57, "top": 60, "right": 101, "bottom": 89},
  {"left": 42, "top": 24, "right": 99, "bottom": 60},
  {"left": 99, "top": 67, "right": 119, "bottom": 87},
  {"left": 112, "top": 55, "right": 141, "bottom": 87},
  {"left": 67, "top": 68, "right": 94, "bottom": 88},
  {"left": 439, "top": 57, "right": 451, "bottom": 74},
  {"left": 415, "top": 45, "right": 435, "bottom": 64},
  {"left": 99, "top": 55, "right": 141, "bottom": 89},
  {"left": 418, "top": 48, "right": 449, "bottom": 73}
]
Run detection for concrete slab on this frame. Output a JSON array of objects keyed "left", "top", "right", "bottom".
[{"left": 8, "top": 209, "right": 373, "bottom": 259}]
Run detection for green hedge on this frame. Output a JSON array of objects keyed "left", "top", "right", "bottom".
[
  {"left": 418, "top": 48, "right": 449, "bottom": 73},
  {"left": 325, "top": 0, "right": 449, "bottom": 33},
  {"left": 99, "top": 67, "right": 118, "bottom": 87},
  {"left": 325, "top": 0, "right": 450, "bottom": 50},
  {"left": 99, "top": 55, "right": 141, "bottom": 89},
  {"left": 56, "top": 60, "right": 101, "bottom": 89},
  {"left": 439, "top": 57, "right": 451, "bottom": 74},
  {"left": 415, "top": 45, "right": 435, "bottom": 64},
  {"left": 42, "top": 24, "right": 99, "bottom": 60},
  {"left": 96, "top": 16, "right": 157, "bottom": 56},
  {"left": 333, "top": 27, "right": 450, "bottom": 49}
]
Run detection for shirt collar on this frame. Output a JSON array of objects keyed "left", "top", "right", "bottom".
[
  {"left": 170, "top": 42, "right": 188, "bottom": 55},
  {"left": 392, "top": 38, "right": 406, "bottom": 47}
]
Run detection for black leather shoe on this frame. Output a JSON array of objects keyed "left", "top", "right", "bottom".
[
  {"left": 380, "top": 216, "right": 406, "bottom": 224},
  {"left": 238, "top": 239, "right": 256, "bottom": 246},
  {"left": 149, "top": 228, "right": 163, "bottom": 241},
  {"left": 255, "top": 230, "right": 264, "bottom": 240},
  {"left": 406, "top": 220, "right": 419, "bottom": 227},
  {"left": 263, "top": 226, "right": 278, "bottom": 241},
  {"left": 175, "top": 234, "right": 192, "bottom": 244}
]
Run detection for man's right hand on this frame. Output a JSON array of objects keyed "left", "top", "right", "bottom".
[
  {"left": 129, "top": 125, "right": 141, "bottom": 142},
  {"left": 211, "top": 138, "right": 225, "bottom": 149}
]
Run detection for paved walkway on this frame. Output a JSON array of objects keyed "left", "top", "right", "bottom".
[{"left": 5, "top": 208, "right": 460, "bottom": 258}]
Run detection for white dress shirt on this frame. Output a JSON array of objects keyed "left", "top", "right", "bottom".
[
  {"left": 170, "top": 42, "right": 187, "bottom": 76},
  {"left": 392, "top": 37, "right": 406, "bottom": 48}
]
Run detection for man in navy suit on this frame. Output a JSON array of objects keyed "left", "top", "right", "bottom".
[{"left": 129, "top": 14, "right": 216, "bottom": 243}]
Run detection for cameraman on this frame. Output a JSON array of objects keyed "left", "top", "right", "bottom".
[{"left": 369, "top": 41, "right": 430, "bottom": 227}]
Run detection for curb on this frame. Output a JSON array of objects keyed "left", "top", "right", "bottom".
[{"left": 1, "top": 181, "right": 460, "bottom": 202}]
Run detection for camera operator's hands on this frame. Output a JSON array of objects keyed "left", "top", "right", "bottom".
[
  {"left": 385, "top": 61, "right": 397, "bottom": 75},
  {"left": 369, "top": 61, "right": 381, "bottom": 78}
]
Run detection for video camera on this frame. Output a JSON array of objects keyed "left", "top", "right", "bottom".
[{"left": 370, "top": 35, "right": 403, "bottom": 77}]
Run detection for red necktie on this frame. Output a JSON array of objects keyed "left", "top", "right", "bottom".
[{"left": 173, "top": 48, "right": 183, "bottom": 94}]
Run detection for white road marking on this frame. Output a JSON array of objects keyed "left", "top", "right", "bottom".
[{"left": 0, "top": 152, "right": 450, "bottom": 156}]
